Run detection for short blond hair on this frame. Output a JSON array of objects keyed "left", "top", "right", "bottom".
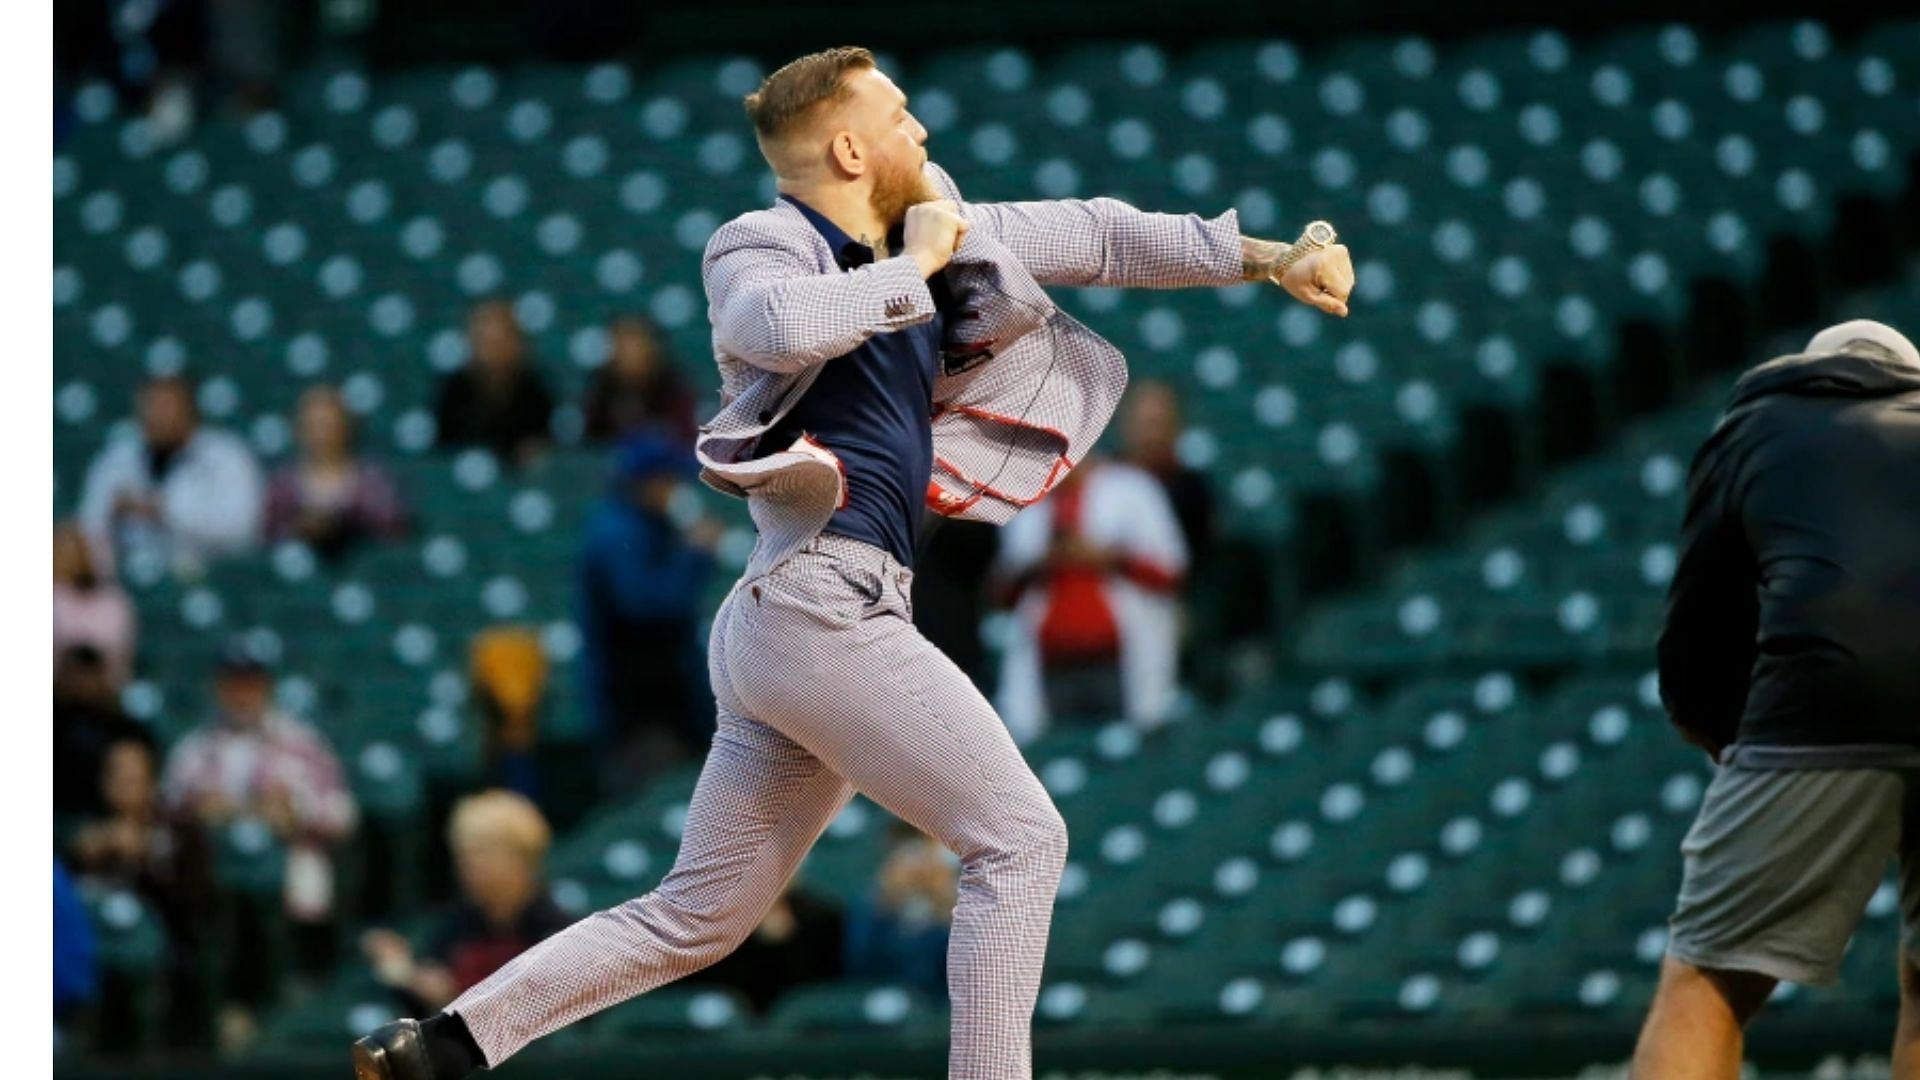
[
  {"left": 742, "top": 46, "right": 875, "bottom": 142},
  {"left": 448, "top": 789, "right": 551, "bottom": 862}
]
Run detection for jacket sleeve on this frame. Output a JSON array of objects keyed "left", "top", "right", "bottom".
[
  {"left": 159, "top": 735, "right": 207, "bottom": 816},
  {"left": 78, "top": 440, "right": 136, "bottom": 540},
  {"left": 703, "top": 223, "right": 938, "bottom": 374},
  {"left": 1112, "top": 468, "right": 1189, "bottom": 592},
  {"left": 354, "top": 464, "right": 410, "bottom": 539},
  {"left": 287, "top": 725, "right": 356, "bottom": 843},
  {"left": 1656, "top": 432, "right": 1759, "bottom": 750},
  {"left": 514, "top": 373, "right": 557, "bottom": 450},
  {"left": 958, "top": 196, "right": 1244, "bottom": 290},
  {"left": 163, "top": 436, "right": 264, "bottom": 557},
  {"left": 263, "top": 469, "right": 297, "bottom": 542}
]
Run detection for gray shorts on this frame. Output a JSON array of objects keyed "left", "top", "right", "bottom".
[{"left": 1668, "top": 764, "right": 1920, "bottom": 985}]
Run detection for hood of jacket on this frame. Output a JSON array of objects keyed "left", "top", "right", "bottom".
[{"left": 1729, "top": 342, "right": 1920, "bottom": 410}]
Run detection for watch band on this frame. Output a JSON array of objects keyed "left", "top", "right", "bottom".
[{"left": 1270, "top": 220, "right": 1338, "bottom": 279}]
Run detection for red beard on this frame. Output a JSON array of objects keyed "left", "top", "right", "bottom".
[{"left": 871, "top": 155, "right": 940, "bottom": 230}]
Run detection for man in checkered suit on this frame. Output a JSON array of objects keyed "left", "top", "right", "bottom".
[{"left": 357, "top": 45, "right": 1353, "bottom": 1080}]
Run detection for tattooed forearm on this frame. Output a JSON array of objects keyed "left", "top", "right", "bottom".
[{"left": 1241, "top": 236, "right": 1295, "bottom": 282}]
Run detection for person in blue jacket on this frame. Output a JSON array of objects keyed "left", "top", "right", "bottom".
[
  {"left": 54, "top": 858, "right": 97, "bottom": 1038},
  {"left": 577, "top": 434, "right": 723, "bottom": 793}
]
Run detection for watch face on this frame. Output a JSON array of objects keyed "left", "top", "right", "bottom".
[{"left": 1306, "top": 221, "right": 1336, "bottom": 245}]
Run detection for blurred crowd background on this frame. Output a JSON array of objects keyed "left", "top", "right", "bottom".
[{"left": 50, "top": 1, "right": 1919, "bottom": 1077}]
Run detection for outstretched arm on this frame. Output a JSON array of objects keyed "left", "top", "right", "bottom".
[
  {"left": 1241, "top": 234, "right": 1354, "bottom": 317},
  {"left": 958, "top": 194, "right": 1353, "bottom": 315},
  {"left": 957, "top": 196, "right": 1241, "bottom": 289}
]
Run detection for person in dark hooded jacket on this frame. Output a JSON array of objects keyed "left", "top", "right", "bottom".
[
  {"left": 576, "top": 435, "right": 724, "bottom": 794},
  {"left": 1634, "top": 319, "right": 1920, "bottom": 1078}
]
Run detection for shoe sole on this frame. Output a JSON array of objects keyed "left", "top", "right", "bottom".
[{"left": 351, "top": 1039, "right": 389, "bottom": 1080}]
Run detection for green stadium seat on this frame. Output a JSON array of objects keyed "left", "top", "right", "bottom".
[
  {"left": 256, "top": 989, "right": 396, "bottom": 1048},
  {"left": 83, "top": 886, "right": 169, "bottom": 977},
  {"left": 767, "top": 980, "right": 944, "bottom": 1033},
  {"left": 594, "top": 986, "right": 752, "bottom": 1039}
]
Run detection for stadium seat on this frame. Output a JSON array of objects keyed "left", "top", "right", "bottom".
[{"left": 767, "top": 980, "right": 945, "bottom": 1033}]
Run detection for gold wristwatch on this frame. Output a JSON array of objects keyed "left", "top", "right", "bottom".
[{"left": 1268, "top": 220, "right": 1338, "bottom": 282}]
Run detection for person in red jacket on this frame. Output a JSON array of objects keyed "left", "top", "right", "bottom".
[{"left": 992, "top": 455, "right": 1189, "bottom": 741}]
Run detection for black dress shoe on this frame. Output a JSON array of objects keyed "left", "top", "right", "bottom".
[{"left": 352, "top": 1019, "right": 435, "bottom": 1080}]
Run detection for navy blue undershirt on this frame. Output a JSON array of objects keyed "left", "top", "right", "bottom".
[{"left": 758, "top": 195, "right": 948, "bottom": 567}]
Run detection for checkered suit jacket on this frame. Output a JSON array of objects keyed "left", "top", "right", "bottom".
[{"left": 697, "top": 162, "right": 1243, "bottom": 576}]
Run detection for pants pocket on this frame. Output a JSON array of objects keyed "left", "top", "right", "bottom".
[
  {"left": 755, "top": 562, "right": 864, "bottom": 628},
  {"left": 829, "top": 564, "right": 891, "bottom": 618}
]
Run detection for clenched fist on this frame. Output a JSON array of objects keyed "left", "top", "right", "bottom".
[
  {"left": 903, "top": 199, "right": 969, "bottom": 278},
  {"left": 1244, "top": 236, "right": 1356, "bottom": 317},
  {"left": 1278, "top": 244, "right": 1355, "bottom": 317}
]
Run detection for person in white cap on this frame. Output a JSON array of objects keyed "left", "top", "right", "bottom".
[{"left": 1635, "top": 319, "right": 1920, "bottom": 1077}]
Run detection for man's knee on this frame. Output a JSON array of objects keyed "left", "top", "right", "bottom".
[
  {"left": 1031, "top": 802, "right": 1069, "bottom": 876},
  {"left": 1660, "top": 956, "right": 1777, "bottom": 1026},
  {"left": 964, "top": 799, "right": 1069, "bottom": 887}
]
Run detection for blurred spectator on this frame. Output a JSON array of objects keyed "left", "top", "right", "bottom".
[
  {"left": 67, "top": 737, "right": 215, "bottom": 1044},
  {"left": 265, "top": 385, "right": 409, "bottom": 561},
  {"left": 1121, "top": 381, "right": 1258, "bottom": 694},
  {"left": 470, "top": 628, "right": 550, "bottom": 800},
  {"left": 695, "top": 880, "right": 844, "bottom": 1013},
  {"left": 53, "top": 522, "right": 136, "bottom": 689},
  {"left": 582, "top": 315, "right": 698, "bottom": 445},
  {"left": 205, "top": 0, "right": 289, "bottom": 114},
  {"left": 161, "top": 642, "right": 356, "bottom": 925},
  {"left": 578, "top": 435, "right": 721, "bottom": 791},
  {"left": 56, "top": 0, "right": 290, "bottom": 147},
  {"left": 55, "top": 646, "right": 149, "bottom": 818},
  {"left": 361, "top": 790, "right": 568, "bottom": 1015},
  {"left": 842, "top": 822, "right": 956, "bottom": 999},
  {"left": 993, "top": 457, "right": 1188, "bottom": 741},
  {"left": 1121, "top": 381, "right": 1214, "bottom": 562},
  {"left": 434, "top": 300, "right": 556, "bottom": 465},
  {"left": 911, "top": 518, "right": 998, "bottom": 691},
  {"left": 55, "top": 0, "right": 208, "bottom": 144},
  {"left": 53, "top": 859, "right": 96, "bottom": 1030},
  {"left": 78, "top": 374, "right": 264, "bottom": 573},
  {"left": 68, "top": 739, "right": 213, "bottom": 928}
]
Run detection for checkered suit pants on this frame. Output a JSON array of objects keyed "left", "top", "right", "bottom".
[{"left": 448, "top": 534, "right": 1069, "bottom": 1078}]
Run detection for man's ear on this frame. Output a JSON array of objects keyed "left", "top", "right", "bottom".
[{"left": 829, "top": 131, "right": 866, "bottom": 178}]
